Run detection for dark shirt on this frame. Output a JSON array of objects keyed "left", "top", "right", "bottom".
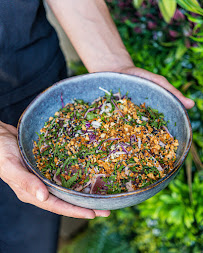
[{"left": 0, "top": 0, "right": 66, "bottom": 111}]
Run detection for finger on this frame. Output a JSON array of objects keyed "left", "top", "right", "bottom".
[
  {"left": 1, "top": 159, "right": 103, "bottom": 219},
  {"left": 120, "top": 67, "right": 195, "bottom": 109},
  {"left": 0, "top": 157, "right": 49, "bottom": 202},
  {"left": 10, "top": 184, "right": 96, "bottom": 219},
  {"left": 0, "top": 121, "right": 17, "bottom": 136},
  {"left": 152, "top": 75, "right": 195, "bottom": 109},
  {"left": 94, "top": 209, "right": 111, "bottom": 217},
  {"left": 138, "top": 70, "right": 195, "bottom": 109}
]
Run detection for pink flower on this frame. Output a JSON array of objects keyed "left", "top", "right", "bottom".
[
  {"left": 169, "top": 30, "right": 179, "bottom": 38},
  {"left": 134, "top": 27, "right": 142, "bottom": 33},
  {"left": 173, "top": 9, "right": 185, "bottom": 21},
  {"left": 147, "top": 21, "right": 157, "bottom": 29}
]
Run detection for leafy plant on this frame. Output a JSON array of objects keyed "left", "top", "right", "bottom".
[
  {"left": 61, "top": 170, "right": 203, "bottom": 253},
  {"left": 132, "top": 0, "right": 203, "bottom": 23}
]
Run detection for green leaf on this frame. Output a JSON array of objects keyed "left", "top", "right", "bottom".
[
  {"left": 132, "top": 0, "right": 144, "bottom": 8},
  {"left": 158, "top": 0, "right": 177, "bottom": 23},
  {"left": 86, "top": 112, "right": 97, "bottom": 120},
  {"left": 36, "top": 132, "right": 45, "bottom": 149},
  {"left": 124, "top": 19, "right": 136, "bottom": 29},
  {"left": 160, "top": 194, "right": 177, "bottom": 204},
  {"left": 186, "top": 13, "right": 203, "bottom": 23},
  {"left": 175, "top": 43, "right": 188, "bottom": 60},
  {"left": 177, "top": 0, "right": 203, "bottom": 16},
  {"left": 184, "top": 208, "right": 195, "bottom": 228},
  {"left": 190, "top": 46, "right": 203, "bottom": 53},
  {"left": 168, "top": 206, "right": 184, "bottom": 224},
  {"left": 190, "top": 36, "right": 203, "bottom": 42},
  {"left": 160, "top": 41, "right": 179, "bottom": 47},
  {"left": 61, "top": 172, "right": 78, "bottom": 188},
  {"left": 196, "top": 98, "right": 203, "bottom": 110},
  {"left": 55, "top": 167, "right": 61, "bottom": 176}
]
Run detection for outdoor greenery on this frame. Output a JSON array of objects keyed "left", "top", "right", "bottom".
[{"left": 61, "top": 1, "right": 203, "bottom": 252}]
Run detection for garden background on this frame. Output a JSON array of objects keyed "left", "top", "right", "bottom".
[{"left": 47, "top": 1, "right": 203, "bottom": 252}]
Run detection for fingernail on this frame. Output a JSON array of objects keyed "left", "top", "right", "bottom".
[
  {"left": 94, "top": 211, "right": 110, "bottom": 217},
  {"left": 85, "top": 214, "right": 96, "bottom": 219},
  {"left": 98, "top": 214, "right": 110, "bottom": 217},
  {"left": 86, "top": 216, "right": 95, "bottom": 219},
  {"left": 36, "top": 189, "right": 46, "bottom": 202}
]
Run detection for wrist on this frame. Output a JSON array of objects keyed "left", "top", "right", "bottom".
[{"left": 87, "top": 49, "right": 134, "bottom": 73}]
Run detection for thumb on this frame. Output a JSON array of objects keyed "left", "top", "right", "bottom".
[{"left": 0, "top": 157, "right": 49, "bottom": 202}]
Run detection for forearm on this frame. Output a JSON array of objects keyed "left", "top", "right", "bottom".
[{"left": 46, "top": 0, "right": 134, "bottom": 72}]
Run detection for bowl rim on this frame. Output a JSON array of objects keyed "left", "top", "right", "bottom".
[{"left": 17, "top": 71, "right": 192, "bottom": 199}]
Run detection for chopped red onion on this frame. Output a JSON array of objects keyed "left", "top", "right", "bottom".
[
  {"left": 60, "top": 93, "right": 64, "bottom": 108},
  {"left": 149, "top": 155, "right": 163, "bottom": 171},
  {"left": 130, "top": 135, "right": 137, "bottom": 144},
  {"left": 126, "top": 181, "right": 134, "bottom": 192},
  {"left": 72, "top": 184, "right": 83, "bottom": 192},
  {"left": 92, "top": 96, "right": 102, "bottom": 104},
  {"left": 96, "top": 138, "right": 121, "bottom": 151},
  {"left": 90, "top": 174, "right": 107, "bottom": 194},
  {"left": 141, "top": 116, "right": 149, "bottom": 121},
  {"left": 83, "top": 186, "right": 91, "bottom": 193},
  {"left": 119, "top": 143, "right": 128, "bottom": 154},
  {"left": 89, "top": 133, "right": 96, "bottom": 142},
  {"left": 84, "top": 108, "right": 96, "bottom": 118},
  {"left": 111, "top": 99, "right": 123, "bottom": 117},
  {"left": 85, "top": 122, "right": 91, "bottom": 128},
  {"left": 78, "top": 180, "right": 92, "bottom": 193},
  {"left": 53, "top": 173, "right": 62, "bottom": 185},
  {"left": 113, "top": 151, "right": 127, "bottom": 156},
  {"left": 98, "top": 104, "right": 103, "bottom": 109},
  {"left": 107, "top": 137, "right": 121, "bottom": 141},
  {"left": 162, "top": 126, "right": 173, "bottom": 138},
  {"left": 159, "top": 141, "right": 165, "bottom": 147},
  {"left": 99, "top": 87, "right": 111, "bottom": 95},
  {"left": 101, "top": 149, "right": 119, "bottom": 160},
  {"left": 138, "top": 138, "right": 141, "bottom": 149},
  {"left": 113, "top": 92, "right": 121, "bottom": 100},
  {"left": 119, "top": 142, "right": 131, "bottom": 147},
  {"left": 91, "top": 121, "right": 101, "bottom": 129},
  {"left": 125, "top": 166, "right": 130, "bottom": 176}
]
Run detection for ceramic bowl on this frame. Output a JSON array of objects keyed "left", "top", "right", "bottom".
[{"left": 17, "top": 72, "right": 192, "bottom": 210}]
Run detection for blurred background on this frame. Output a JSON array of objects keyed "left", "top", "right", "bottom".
[{"left": 45, "top": 0, "right": 203, "bottom": 252}]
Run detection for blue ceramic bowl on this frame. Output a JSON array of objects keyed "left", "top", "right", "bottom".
[{"left": 17, "top": 72, "right": 192, "bottom": 210}]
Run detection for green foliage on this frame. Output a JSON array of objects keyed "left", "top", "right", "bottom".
[
  {"left": 133, "top": 0, "right": 144, "bottom": 9},
  {"left": 177, "top": 0, "right": 203, "bottom": 16},
  {"left": 158, "top": 0, "right": 177, "bottom": 23},
  {"left": 138, "top": 171, "right": 203, "bottom": 245},
  {"left": 62, "top": 1, "right": 203, "bottom": 253},
  {"left": 134, "top": 0, "right": 203, "bottom": 23},
  {"left": 61, "top": 171, "right": 202, "bottom": 253}
]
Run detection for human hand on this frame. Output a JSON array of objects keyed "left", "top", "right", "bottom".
[
  {"left": 115, "top": 66, "right": 195, "bottom": 109},
  {"left": 0, "top": 121, "right": 110, "bottom": 219}
]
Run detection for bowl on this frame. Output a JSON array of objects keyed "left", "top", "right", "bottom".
[{"left": 17, "top": 72, "right": 192, "bottom": 210}]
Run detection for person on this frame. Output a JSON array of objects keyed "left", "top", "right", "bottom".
[{"left": 0, "top": 1, "right": 194, "bottom": 252}]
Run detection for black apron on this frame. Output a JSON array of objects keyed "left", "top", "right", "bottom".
[{"left": 0, "top": 1, "right": 68, "bottom": 252}]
